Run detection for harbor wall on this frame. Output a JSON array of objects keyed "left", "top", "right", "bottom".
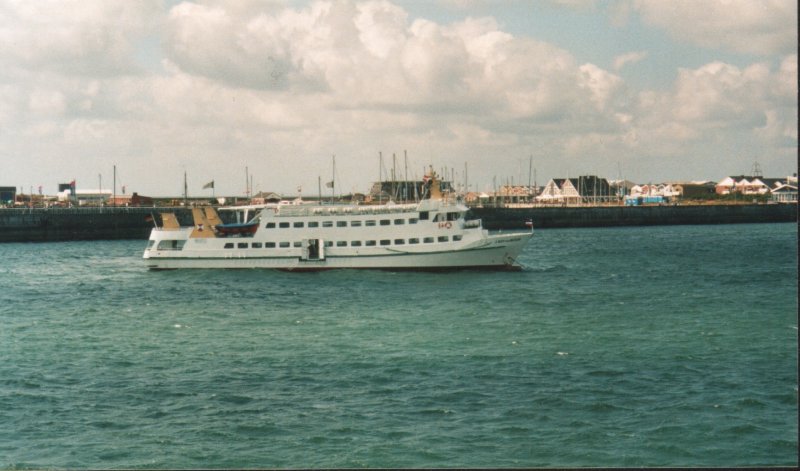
[
  {"left": 470, "top": 203, "right": 797, "bottom": 230},
  {"left": 0, "top": 207, "right": 194, "bottom": 242},
  {"left": 0, "top": 203, "right": 796, "bottom": 242}
]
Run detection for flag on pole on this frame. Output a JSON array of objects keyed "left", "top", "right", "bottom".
[
  {"left": 326, "top": 180, "right": 334, "bottom": 188},
  {"left": 203, "top": 180, "right": 214, "bottom": 190}
]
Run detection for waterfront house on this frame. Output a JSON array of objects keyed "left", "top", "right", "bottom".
[
  {"left": 251, "top": 192, "right": 282, "bottom": 204},
  {"left": 631, "top": 183, "right": 680, "bottom": 199},
  {"left": 771, "top": 183, "right": 798, "bottom": 203},
  {"left": 716, "top": 176, "right": 785, "bottom": 195}
]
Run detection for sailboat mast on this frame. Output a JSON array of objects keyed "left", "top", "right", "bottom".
[
  {"left": 403, "top": 150, "right": 408, "bottom": 202},
  {"left": 392, "top": 153, "right": 396, "bottom": 201}
]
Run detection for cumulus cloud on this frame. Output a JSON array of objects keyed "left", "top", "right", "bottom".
[
  {"left": 0, "top": 0, "right": 160, "bottom": 76},
  {"left": 0, "top": 0, "right": 796, "bottom": 195},
  {"left": 613, "top": 51, "right": 648, "bottom": 71},
  {"left": 624, "top": 54, "right": 798, "bottom": 164},
  {"left": 632, "top": 0, "right": 797, "bottom": 55}
]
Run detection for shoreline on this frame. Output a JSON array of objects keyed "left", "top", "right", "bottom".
[{"left": 0, "top": 203, "right": 796, "bottom": 242}]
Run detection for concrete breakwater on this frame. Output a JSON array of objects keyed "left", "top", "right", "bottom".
[
  {"left": 471, "top": 203, "right": 797, "bottom": 230},
  {"left": 0, "top": 207, "right": 205, "bottom": 243},
  {"left": 0, "top": 203, "right": 796, "bottom": 242}
]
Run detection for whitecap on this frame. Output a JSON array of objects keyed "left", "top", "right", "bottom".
[{"left": 556, "top": 351, "right": 569, "bottom": 356}]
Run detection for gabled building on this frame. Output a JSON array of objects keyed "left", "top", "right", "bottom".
[
  {"left": 716, "top": 175, "right": 785, "bottom": 195},
  {"left": 251, "top": 192, "right": 282, "bottom": 204},
  {"left": 535, "top": 176, "right": 612, "bottom": 204}
]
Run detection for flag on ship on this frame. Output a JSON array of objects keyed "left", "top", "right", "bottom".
[
  {"left": 326, "top": 180, "right": 334, "bottom": 188},
  {"left": 203, "top": 180, "right": 214, "bottom": 189}
]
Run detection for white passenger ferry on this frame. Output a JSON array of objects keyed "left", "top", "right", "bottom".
[{"left": 143, "top": 173, "right": 532, "bottom": 270}]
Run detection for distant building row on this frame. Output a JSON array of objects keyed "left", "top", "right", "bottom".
[{"left": 465, "top": 173, "right": 798, "bottom": 206}]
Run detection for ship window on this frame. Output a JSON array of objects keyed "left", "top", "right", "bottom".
[
  {"left": 322, "top": 221, "right": 333, "bottom": 227},
  {"left": 438, "top": 236, "right": 449, "bottom": 243},
  {"left": 380, "top": 219, "right": 390, "bottom": 226},
  {"left": 423, "top": 237, "right": 434, "bottom": 244},
  {"left": 265, "top": 242, "right": 276, "bottom": 248},
  {"left": 351, "top": 240, "right": 362, "bottom": 247},
  {"left": 365, "top": 220, "right": 376, "bottom": 226},
  {"left": 279, "top": 242, "right": 290, "bottom": 248},
  {"left": 157, "top": 239, "right": 186, "bottom": 250},
  {"left": 409, "top": 238, "right": 419, "bottom": 244},
  {"left": 224, "top": 242, "right": 234, "bottom": 249},
  {"left": 336, "top": 241, "right": 347, "bottom": 247},
  {"left": 394, "top": 239, "right": 405, "bottom": 245},
  {"left": 308, "top": 221, "right": 319, "bottom": 228},
  {"left": 252, "top": 242, "right": 263, "bottom": 248},
  {"left": 238, "top": 242, "right": 248, "bottom": 249},
  {"left": 394, "top": 219, "right": 404, "bottom": 225},
  {"left": 447, "top": 212, "right": 460, "bottom": 221},
  {"left": 337, "top": 221, "right": 347, "bottom": 227},
  {"left": 408, "top": 218, "right": 418, "bottom": 224},
  {"left": 365, "top": 240, "right": 376, "bottom": 246},
  {"left": 380, "top": 239, "right": 391, "bottom": 246},
  {"left": 147, "top": 240, "right": 156, "bottom": 249},
  {"left": 351, "top": 220, "right": 362, "bottom": 227},
  {"left": 419, "top": 211, "right": 429, "bottom": 220},
  {"left": 324, "top": 241, "right": 333, "bottom": 247},
  {"left": 265, "top": 222, "right": 275, "bottom": 228},
  {"left": 453, "top": 235, "right": 462, "bottom": 241},
  {"left": 433, "top": 213, "right": 443, "bottom": 222},
  {"left": 293, "top": 241, "right": 302, "bottom": 247},
  {"left": 279, "top": 222, "right": 290, "bottom": 228},
  {"left": 293, "top": 222, "right": 304, "bottom": 228}
]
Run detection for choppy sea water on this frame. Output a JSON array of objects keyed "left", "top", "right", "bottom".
[{"left": 0, "top": 223, "right": 796, "bottom": 468}]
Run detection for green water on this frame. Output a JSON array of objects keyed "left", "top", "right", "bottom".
[{"left": 1, "top": 223, "right": 796, "bottom": 468}]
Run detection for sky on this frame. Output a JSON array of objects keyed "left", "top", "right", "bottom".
[{"left": 1, "top": 0, "right": 797, "bottom": 197}]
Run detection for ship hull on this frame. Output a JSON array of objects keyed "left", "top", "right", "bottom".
[{"left": 144, "top": 232, "right": 530, "bottom": 271}]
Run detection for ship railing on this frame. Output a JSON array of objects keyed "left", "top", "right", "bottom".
[{"left": 276, "top": 203, "right": 419, "bottom": 217}]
